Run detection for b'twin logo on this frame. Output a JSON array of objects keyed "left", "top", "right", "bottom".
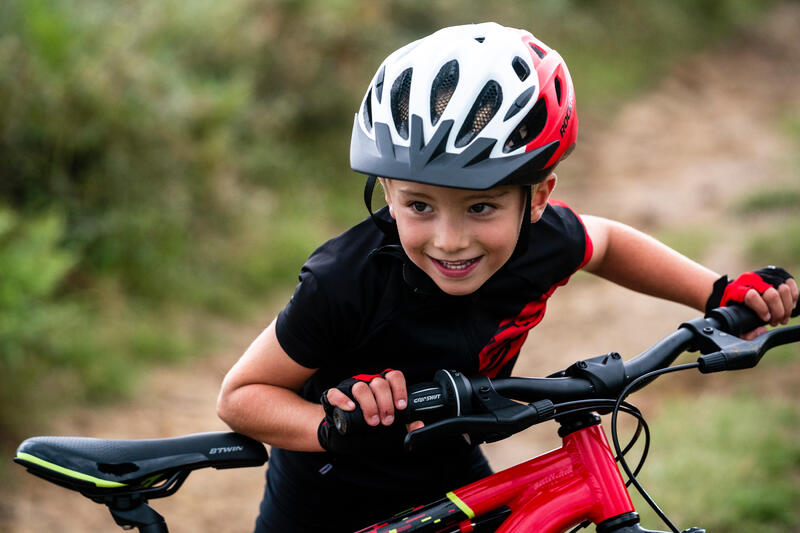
[{"left": 209, "top": 446, "right": 244, "bottom": 455}]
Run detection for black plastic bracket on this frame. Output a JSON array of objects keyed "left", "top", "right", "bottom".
[
  {"left": 563, "top": 352, "right": 626, "bottom": 397},
  {"left": 469, "top": 376, "right": 544, "bottom": 443},
  {"left": 679, "top": 317, "right": 742, "bottom": 355}
]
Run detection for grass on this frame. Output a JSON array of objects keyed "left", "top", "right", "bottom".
[{"left": 630, "top": 390, "right": 800, "bottom": 532}]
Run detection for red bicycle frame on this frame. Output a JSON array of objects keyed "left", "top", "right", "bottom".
[{"left": 358, "top": 422, "right": 634, "bottom": 533}]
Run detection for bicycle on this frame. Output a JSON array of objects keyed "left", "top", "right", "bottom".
[{"left": 13, "top": 304, "right": 800, "bottom": 532}]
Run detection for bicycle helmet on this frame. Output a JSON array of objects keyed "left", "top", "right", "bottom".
[{"left": 350, "top": 22, "right": 577, "bottom": 190}]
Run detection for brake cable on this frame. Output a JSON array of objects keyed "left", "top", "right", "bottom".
[
  {"left": 610, "top": 362, "right": 701, "bottom": 533},
  {"left": 546, "top": 401, "right": 650, "bottom": 533}
]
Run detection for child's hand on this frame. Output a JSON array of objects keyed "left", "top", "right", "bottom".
[
  {"left": 706, "top": 266, "right": 799, "bottom": 340},
  {"left": 318, "top": 369, "right": 423, "bottom": 455},
  {"left": 324, "top": 369, "right": 408, "bottom": 427}
]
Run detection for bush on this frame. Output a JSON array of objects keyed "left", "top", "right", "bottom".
[{"left": 0, "top": 0, "right": 779, "bottom": 445}]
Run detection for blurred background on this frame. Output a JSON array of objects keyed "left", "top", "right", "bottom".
[{"left": 1, "top": 0, "right": 798, "bottom": 531}]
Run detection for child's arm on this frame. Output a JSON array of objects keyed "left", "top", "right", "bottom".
[
  {"left": 216, "top": 319, "right": 325, "bottom": 451},
  {"left": 217, "top": 320, "right": 411, "bottom": 451},
  {"left": 581, "top": 215, "right": 798, "bottom": 334}
]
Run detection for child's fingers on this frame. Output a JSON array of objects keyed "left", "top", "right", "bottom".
[
  {"left": 406, "top": 420, "right": 425, "bottom": 432},
  {"left": 351, "top": 381, "right": 381, "bottom": 426},
  {"left": 384, "top": 370, "right": 408, "bottom": 411},
  {"left": 743, "top": 288, "right": 770, "bottom": 322},
  {"left": 787, "top": 278, "right": 799, "bottom": 311},
  {"left": 368, "top": 378, "right": 397, "bottom": 426},
  {"left": 325, "top": 388, "right": 356, "bottom": 411},
  {"left": 777, "top": 283, "right": 794, "bottom": 324},
  {"left": 761, "top": 287, "right": 783, "bottom": 326},
  {"left": 741, "top": 326, "right": 769, "bottom": 341}
]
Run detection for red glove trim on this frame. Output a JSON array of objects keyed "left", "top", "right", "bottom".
[
  {"left": 720, "top": 272, "right": 775, "bottom": 307},
  {"left": 352, "top": 368, "right": 394, "bottom": 383}
]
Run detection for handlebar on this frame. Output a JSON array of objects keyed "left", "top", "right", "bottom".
[{"left": 332, "top": 305, "right": 800, "bottom": 450}]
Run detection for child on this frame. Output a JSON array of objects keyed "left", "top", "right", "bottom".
[{"left": 217, "top": 23, "right": 797, "bottom": 532}]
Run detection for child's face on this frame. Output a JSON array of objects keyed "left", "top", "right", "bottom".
[{"left": 381, "top": 179, "right": 529, "bottom": 296}]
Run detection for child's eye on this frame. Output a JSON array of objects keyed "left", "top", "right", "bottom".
[
  {"left": 410, "top": 201, "right": 431, "bottom": 213},
  {"left": 469, "top": 203, "right": 494, "bottom": 214}
]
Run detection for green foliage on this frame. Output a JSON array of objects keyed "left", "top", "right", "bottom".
[
  {"left": 0, "top": 208, "right": 202, "bottom": 446},
  {"left": 0, "top": 0, "right": 779, "bottom": 444},
  {"left": 632, "top": 393, "right": 800, "bottom": 532},
  {"left": 747, "top": 215, "right": 800, "bottom": 271},
  {"left": 0, "top": 208, "right": 77, "bottom": 443},
  {"left": 737, "top": 109, "right": 800, "bottom": 270},
  {"left": 736, "top": 187, "right": 800, "bottom": 214}
]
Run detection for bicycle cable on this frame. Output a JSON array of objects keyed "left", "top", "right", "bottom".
[
  {"left": 611, "top": 362, "right": 701, "bottom": 533},
  {"left": 547, "top": 399, "right": 649, "bottom": 467},
  {"left": 548, "top": 400, "right": 650, "bottom": 533}
]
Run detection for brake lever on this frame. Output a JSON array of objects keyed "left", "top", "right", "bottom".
[
  {"left": 404, "top": 399, "right": 554, "bottom": 451},
  {"left": 697, "top": 324, "right": 800, "bottom": 373}
]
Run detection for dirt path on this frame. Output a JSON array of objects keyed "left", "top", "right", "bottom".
[{"left": 3, "top": 4, "right": 799, "bottom": 531}]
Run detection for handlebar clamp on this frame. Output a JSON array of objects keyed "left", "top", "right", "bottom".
[{"left": 562, "top": 352, "right": 627, "bottom": 398}]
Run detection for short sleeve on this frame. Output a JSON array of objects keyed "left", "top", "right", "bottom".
[
  {"left": 548, "top": 200, "right": 593, "bottom": 272},
  {"left": 275, "top": 268, "right": 344, "bottom": 369}
]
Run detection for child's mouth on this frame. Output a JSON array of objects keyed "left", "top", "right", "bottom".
[{"left": 430, "top": 256, "right": 482, "bottom": 278}]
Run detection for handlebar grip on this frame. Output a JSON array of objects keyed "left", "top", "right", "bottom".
[
  {"left": 707, "top": 304, "right": 765, "bottom": 337},
  {"left": 331, "top": 381, "right": 445, "bottom": 435}
]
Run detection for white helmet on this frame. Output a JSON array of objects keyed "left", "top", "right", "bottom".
[{"left": 350, "top": 22, "right": 578, "bottom": 190}]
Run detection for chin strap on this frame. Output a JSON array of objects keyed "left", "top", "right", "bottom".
[
  {"left": 364, "top": 175, "right": 398, "bottom": 237},
  {"left": 510, "top": 185, "right": 532, "bottom": 260}
]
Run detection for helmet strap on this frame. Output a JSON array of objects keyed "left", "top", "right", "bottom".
[
  {"left": 364, "top": 174, "right": 398, "bottom": 236},
  {"left": 511, "top": 185, "right": 532, "bottom": 260}
]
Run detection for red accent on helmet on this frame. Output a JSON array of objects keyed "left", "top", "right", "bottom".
[{"left": 521, "top": 35, "right": 578, "bottom": 169}]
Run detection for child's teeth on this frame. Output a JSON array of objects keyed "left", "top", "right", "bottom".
[{"left": 440, "top": 259, "right": 476, "bottom": 270}]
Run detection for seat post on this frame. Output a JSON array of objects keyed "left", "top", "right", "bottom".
[{"left": 107, "top": 497, "right": 168, "bottom": 533}]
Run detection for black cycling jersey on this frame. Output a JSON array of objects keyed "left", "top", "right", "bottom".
[{"left": 257, "top": 201, "right": 591, "bottom": 532}]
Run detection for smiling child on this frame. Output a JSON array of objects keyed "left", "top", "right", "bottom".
[{"left": 217, "top": 23, "right": 797, "bottom": 532}]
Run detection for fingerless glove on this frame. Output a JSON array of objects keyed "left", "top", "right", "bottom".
[
  {"left": 705, "top": 266, "right": 797, "bottom": 316},
  {"left": 317, "top": 369, "right": 407, "bottom": 456}
]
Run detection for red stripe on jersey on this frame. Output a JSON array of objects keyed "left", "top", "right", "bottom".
[
  {"left": 478, "top": 299, "right": 546, "bottom": 378},
  {"left": 477, "top": 201, "right": 592, "bottom": 378}
]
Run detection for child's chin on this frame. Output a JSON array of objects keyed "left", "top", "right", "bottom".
[{"left": 434, "top": 278, "right": 481, "bottom": 296}]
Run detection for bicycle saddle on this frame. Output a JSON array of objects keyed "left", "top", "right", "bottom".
[{"left": 14, "top": 431, "right": 268, "bottom": 497}]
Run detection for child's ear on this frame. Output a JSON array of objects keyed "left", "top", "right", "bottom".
[
  {"left": 530, "top": 173, "right": 557, "bottom": 222},
  {"left": 378, "top": 177, "right": 395, "bottom": 218}
]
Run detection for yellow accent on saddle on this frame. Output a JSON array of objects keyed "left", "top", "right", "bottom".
[
  {"left": 16, "top": 452, "right": 127, "bottom": 488},
  {"left": 446, "top": 491, "right": 475, "bottom": 519}
]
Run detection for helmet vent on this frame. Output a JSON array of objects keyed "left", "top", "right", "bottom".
[
  {"left": 362, "top": 89, "right": 373, "bottom": 132},
  {"left": 474, "top": 36, "right": 485, "bottom": 43},
  {"left": 503, "top": 97, "right": 547, "bottom": 153},
  {"left": 554, "top": 77, "right": 562, "bottom": 106},
  {"left": 391, "top": 68, "right": 413, "bottom": 140},
  {"left": 529, "top": 43, "right": 546, "bottom": 59},
  {"left": 430, "top": 60, "right": 459, "bottom": 126},
  {"left": 375, "top": 65, "right": 386, "bottom": 103},
  {"left": 455, "top": 80, "right": 503, "bottom": 148},
  {"left": 511, "top": 56, "right": 530, "bottom": 81}
]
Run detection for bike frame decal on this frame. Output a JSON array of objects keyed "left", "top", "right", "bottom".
[
  {"left": 355, "top": 496, "right": 469, "bottom": 532},
  {"left": 446, "top": 491, "right": 475, "bottom": 519},
  {"left": 15, "top": 452, "right": 127, "bottom": 488},
  {"left": 360, "top": 424, "right": 635, "bottom": 533},
  {"left": 452, "top": 424, "right": 634, "bottom": 532}
]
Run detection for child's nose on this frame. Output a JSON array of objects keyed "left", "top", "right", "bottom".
[{"left": 433, "top": 218, "right": 469, "bottom": 252}]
